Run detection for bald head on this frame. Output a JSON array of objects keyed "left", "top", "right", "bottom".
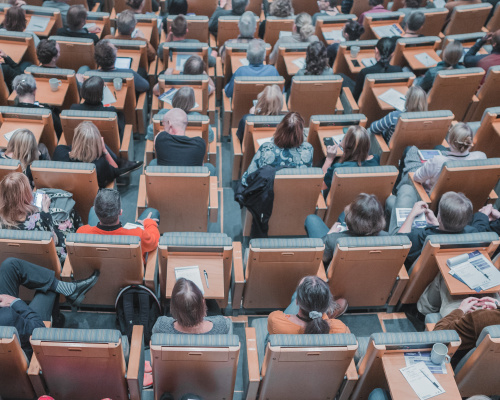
[{"left": 163, "top": 108, "right": 188, "bottom": 135}]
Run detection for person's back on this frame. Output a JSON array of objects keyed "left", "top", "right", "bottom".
[
  {"left": 56, "top": 5, "right": 99, "bottom": 44},
  {"left": 209, "top": 0, "right": 249, "bottom": 35}
]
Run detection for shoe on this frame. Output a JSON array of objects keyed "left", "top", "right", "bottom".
[
  {"left": 117, "top": 160, "right": 143, "bottom": 177},
  {"left": 143, "top": 372, "right": 153, "bottom": 389},
  {"left": 145, "top": 360, "right": 152, "bottom": 373},
  {"left": 330, "top": 298, "right": 348, "bottom": 319},
  {"left": 65, "top": 270, "right": 100, "bottom": 308}
]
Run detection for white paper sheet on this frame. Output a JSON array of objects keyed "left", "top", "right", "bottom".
[
  {"left": 239, "top": 57, "right": 250, "bottom": 66},
  {"left": 102, "top": 85, "right": 117, "bottom": 105},
  {"left": 83, "top": 22, "right": 96, "bottom": 30},
  {"left": 378, "top": 88, "right": 406, "bottom": 111},
  {"left": 292, "top": 57, "right": 306, "bottom": 69},
  {"left": 450, "top": 262, "right": 490, "bottom": 291},
  {"left": 3, "top": 129, "right": 17, "bottom": 142},
  {"left": 257, "top": 137, "right": 273, "bottom": 146},
  {"left": 279, "top": 31, "right": 292, "bottom": 38},
  {"left": 404, "top": 352, "right": 447, "bottom": 374},
  {"left": 361, "top": 57, "right": 377, "bottom": 67},
  {"left": 414, "top": 52, "right": 438, "bottom": 67},
  {"left": 323, "top": 30, "right": 345, "bottom": 42},
  {"left": 123, "top": 223, "right": 144, "bottom": 230},
  {"left": 372, "top": 24, "right": 403, "bottom": 38},
  {"left": 25, "top": 16, "right": 50, "bottom": 32},
  {"left": 448, "top": 250, "right": 500, "bottom": 291},
  {"left": 396, "top": 208, "right": 427, "bottom": 228},
  {"left": 175, "top": 54, "right": 191, "bottom": 71},
  {"left": 400, "top": 362, "right": 445, "bottom": 400},
  {"left": 174, "top": 266, "right": 204, "bottom": 294}
]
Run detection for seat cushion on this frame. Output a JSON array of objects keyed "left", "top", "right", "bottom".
[
  {"left": 31, "top": 328, "right": 121, "bottom": 343},
  {"left": 150, "top": 334, "right": 239, "bottom": 347}
]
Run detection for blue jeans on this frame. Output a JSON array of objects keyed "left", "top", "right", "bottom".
[
  {"left": 148, "top": 159, "right": 216, "bottom": 176},
  {"left": 368, "top": 389, "right": 391, "bottom": 400},
  {"left": 304, "top": 214, "right": 329, "bottom": 238},
  {"left": 87, "top": 207, "right": 160, "bottom": 227}
]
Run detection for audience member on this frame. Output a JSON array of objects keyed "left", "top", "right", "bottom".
[
  {"left": 77, "top": 188, "right": 160, "bottom": 260},
  {"left": 464, "top": 30, "right": 500, "bottom": 76},
  {"left": 259, "top": 0, "right": 294, "bottom": 39},
  {"left": 236, "top": 84, "right": 283, "bottom": 143},
  {"left": 152, "top": 278, "right": 231, "bottom": 334},
  {"left": 267, "top": 276, "right": 350, "bottom": 334},
  {"left": 477, "top": 204, "right": 500, "bottom": 236},
  {"left": 305, "top": 194, "right": 388, "bottom": 266},
  {"left": 126, "top": 0, "right": 159, "bottom": 13},
  {"left": 43, "top": 0, "right": 70, "bottom": 26},
  {"left": 358, "top": 0, "right": 390, "bottom": 25},
  {"left": 0, "top": 48, "right": 25, "bottom": 91},
  {"left": 327, "top": 20, "right": 364, "bottom": 67},
  {"left": 399, "top": 0, "right": 435, "bottom": 28},
  {"left": 313, "top": 0, "right": 340, "bottom": 24},
  {"left": 295, "top": 40, "right": 332, "bottom": 76},
  {"left": 1, "top": 6, "right": 39, "bottom": 47},
  {"left": 225, "top": 39, "right": 280, "bottom": 97},
  {"left": 402, "top": 11, "right": 425, "bottom": 37},
  {"left": 167, "top": 0, "right": 188, "bottom": 14},
  {"left": 370, "top": 85, "right": 428, "bottom": 144},
  {"left": 219, "top": 11, "right": 259, "bottom": 60},
  {"left": 36, "top": 39, "right": 60, "bottom": 68},
  {"left": 56, "top": 4, "right": 100, "bottom": 44},
  {"left": 241, "top": 111, "right": 313, "bottom": 185},
  {"left": 353, "top": 37, "right": 402, "bottom": 100},
  {"left": 209, "top": 0, "right": 249, "bottom": 36},
  {"left": 12, "top": 74, "right": 62, "bottom": 138},
  {"left": 269, "top": 13, "right": 319, "bottom": 64}
]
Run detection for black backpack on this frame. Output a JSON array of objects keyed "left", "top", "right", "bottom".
[{"left": 115, "top": 284, "right": 161, "bottom": 345}]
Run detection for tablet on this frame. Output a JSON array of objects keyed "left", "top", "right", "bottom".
[
  {"left": 114, "top": 57, "right": 133, "bottom": 69},
  {"left": 418, "top": 149, "right": 442, "bottom": 161}
]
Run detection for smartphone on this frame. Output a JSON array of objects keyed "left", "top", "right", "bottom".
[
  {"left": 351, "top": 59, "right": 360, "bottom": 67},
  {"left": 323, "top": 137, "right": 334, "bottom": 146},
  {"left": 34, "top": 190, "right": 44, "bottom": 209}
]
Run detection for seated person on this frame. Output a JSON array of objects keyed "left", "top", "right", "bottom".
[
  {"left": 152, "top": 278, "right": 231, "bottom": 334},
  {"left": 464, "top": 30, "right": 500, "bottom": 78},
  {"left": 219, "top": 11, "right": 259, "bottom": 61},
  {"left": 126, "top": 0, "right": 159, "bottom": 14},
  {"left": 104, "top": 10, "right": 155, "bottom": 64},
  {"left": 417, "top": 40, "right": 464, "bottom": 92},
  {"left": 327, "top": 20, "right": 364, "bottom": 67},
  {"left": 43, "top": 0, "right": 70, "bottom": 26},
  {"left": 1, "top": 6, "right": 39, "bottom": 47},
  {"left": 268, "top": 276, "right": 350, "bottom": 334},
  {"left": 70, "top": 76, "right": 126, "bottom": 141},
  {"left": 259, "top": 0, "right": 294, "bottom": 39},
  {"left": 353, "top": 37, "right": 402, "bottom": 100},
  {"left": 322, "top": 126, "right": 380, "bottom": 193},
  {"left": 401, "top": 11, "right": 425, "bottom": 38},
  {"left": 56, "top": 5, "right": 101, "bottom": 44},
  {"left": 0, "top": 257, "right": 99, "bottom": 356},
  {"left": 400, "top": 0, "right": 436, "bottom": 27},
  {"left": 0, "top": 47, "right": 25, "bottom": 93},
  {"left": 36, "top": 39, "right": 60, "bottom": 68},
  {"left": 313, "top": 0, "right": 340, "bottom": 24},
  {"left": 358, "top": 0, "right": 390, "bottom": 25},
  {"left": 12, "top": 74, "right": 62, "bottom": 139},
  {"left": 295, "top": 41, "right": 333, "bottom": 76},
  {"left": 77, "top": 188, "right": 160, "bottom": 261},
  {"left": 209, "top": 0, "right": 249, "bottom": 36},
  {"left": 369, "top": 86, "right": 428, "bottom": 144},
  {"left": 241, "top": 111, "right": 313, "bottom": 186},
  {"left": 0, "top": 173, "right": 80, "bottom": 263},
  {"left": 236, "top": 84, "right": 283, "bottom": 144},
  {"left": 225, "top": 39, "right": 280, "bottom": 98},
  {"left": 477, "top": 203, "right": 500, "bottom": 236},
  {"left": 305, "top": 194, "right": 388, "bottom": 266}
]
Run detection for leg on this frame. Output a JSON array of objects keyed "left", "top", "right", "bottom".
[
  {"left": 284, "top": 291, "right": 299, "bottom": 314},
  {"left": 138, "top": 207, "right": 160, "bottom": 223},
  {"left": 0, "top": 258, "right": 56, "bottom": 297},
  {"left": 29, "top": 291, "right": 56, "bottom": 321},
  {"left": 304, "top": 214, "right": 329, "bottom": 238},
  {"left": 387, "top": 184, "right": 418, "bottom": 234},
  {"left": 417, "top": 274, "right": 443, "bottom": 315},
  {"left": 368, "top": 389, "right": 391, "bottom": 400},
  {"left": 439, "top": 276, "right": 467, "bottom": 317},
  {"left": 87, "top": 206, "right": 100, "bottom": 227},
  {"left": 105, "top": 144, "right": 119, "bottom": 164},
  {"left": 204, "top": 163, "right": 216, "bottom": 176},
  {"left": 149, "top": 159, "right": 158, "bottom": 166}
]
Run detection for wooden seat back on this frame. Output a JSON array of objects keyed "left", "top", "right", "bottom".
[
  {"left": 472, "top": 106, "right": 500, "bottom": 158},
  {"left": 49, "top": 36, "right": 95, "bottom": 71},
  {"left": 444, "top": 3, "right": 492, "bottom": 35}
]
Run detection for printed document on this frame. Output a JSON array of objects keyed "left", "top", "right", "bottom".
[
  {"left": 174, "top": 266, "right": 204, "bottom": 294},
  {"left": 323, "top": 30, "right": 345, "bottom": 41},
  {"left": 26, "top": 16, "right": 50, "bottom": 32},
  {"left": 378, "top": 88, "right": 406, "bottom": 111},
  {"left": 404, "top": 352, "right": 447, "bottom": 374},
  {"left": 400, "top": 362, "right": 445, "bottom": 400},
  {"left": 415, "top": 52, "right": 438, "bottom": 67},
  {"left": 292, "top": 57, "right": 306, "bottom": 69}
]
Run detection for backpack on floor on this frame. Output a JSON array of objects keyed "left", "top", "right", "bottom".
[{"left": 115, "top": 284, "right": 161, "bottom": 345}]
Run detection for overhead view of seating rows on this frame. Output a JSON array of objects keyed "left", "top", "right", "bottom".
[{"left": 0, "top": 0, "right": 499, "bottom": 398}]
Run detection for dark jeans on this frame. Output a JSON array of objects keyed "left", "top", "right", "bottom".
[
  {"left": 87, "top": 207, "right": 160, "bottom": 227},
  {"left": 0, "top": 258, "right": 56, "bottom": 321}
]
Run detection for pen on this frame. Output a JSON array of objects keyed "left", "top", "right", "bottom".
[
  {"left": 474, "top": 265, "right": 489, "bottom": 280},
  {"left": 204, "top": 270, "right": 209, "bottom": 288},
  {"left": 420, "top": 370, "right": 441, "bottom": 391}
]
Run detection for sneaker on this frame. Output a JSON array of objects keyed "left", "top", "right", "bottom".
[
  {"left": 330, "top": 298, "right": 348, "bottom": 319},
  {"left": 143, "top": 372, "right": 153, "bottom": 389},
  {"left": 145, "top": 360, "right": 152, "bottom": 373}
]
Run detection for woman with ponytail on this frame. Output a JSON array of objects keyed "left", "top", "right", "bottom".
[
  {"left": 352, "top": 37, "right": 402, "bottom": 100},
  {"left": 269, "top": 13, "right": 319, "bottom": 64},
  {"left": 267, "top": 276, "right": 350, "bottom": 334}
]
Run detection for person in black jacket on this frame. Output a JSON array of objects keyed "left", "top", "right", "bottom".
[
  {"left": 209, "top": 0, "right": 249, "bottom": 36},
  {"left": 56, "top": 4, "right": 101, "bottom": 44},
  {"left": 0, "top": 49, "right": 25, "bottom": 91},
  {"left": 352, "top": 37, "right": 402, "bottom": 100}
]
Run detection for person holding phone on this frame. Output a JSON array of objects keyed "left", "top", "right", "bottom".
[{"left": 464, "top": 30, "right": 500, "bottom": 79}]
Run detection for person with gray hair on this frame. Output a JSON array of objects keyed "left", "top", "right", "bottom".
[
  {"left": 209, "top": 0, "right": 249, "bottom": 36},
  {"left": 78, "top": 188, "right": 160, "bottom": 261},
  {"left": 219, "top": 11, "right": 262, "bottom": 60},
  {"left": 224, "top": 39, "right": 280, "bottom": 97}
]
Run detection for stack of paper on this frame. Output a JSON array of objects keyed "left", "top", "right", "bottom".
[
  {"left": 447, "top": 250, "right": 500, "bottom": 291},
  {"left": 292, "top": 57, "right": 306, "bottom": 69},
  {"left": 174, "top": 266, "right": 205, "bottom": 294},
  {"left": 372, "top": 24, "right": 403, "bottom": 38},
  {"left": 400, "top": 362, "right": 445, "bottom": 400},
  {"left": 239, "top": 58, "right": 250, "bottom": 66},
  {"left": 396, "top": 208, "right": 427, "bottom": 228},
  {"left": 323, "top": 30, "right": 345, "bottom": 42},
  {"left": 415, "top": 52, "right": 438, "bottom": 67},
  {"left": 25, "top": 16, "right": 50, "bottom": 32},
  {"left": 378, "top": 88, "right": 406, "bottom": 111},
  {"left": 102, "top": 85, "right": 117, "bottom": 105}
]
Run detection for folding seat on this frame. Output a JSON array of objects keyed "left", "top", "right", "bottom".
[
  {"left": 22, "top": 5, "right": 63, "bottom": 37},
  {"left": 0, "top": 30, "right": 37, "bottom": 65},
  {"left": 471, "top": 106, "right": 500, "bottom": 158},
  {"left": 29, "top": 326, "right": 144, "bottom": 400},
  {"left": 288, "top": 75, "right": 343, "bottom": 126},
  {"left": 242, "top": 168, "right": 325, "bottom": 236},
  {"left": 315, "top": 14, "right": 357, "bottom": 46},
  {"left": 264, "top": 16, "right": 296, "bottom": 47},
  {"left": 60, "top": 109, "right": 133, "bottom": 160},
  {"left": 464, "top": 66, "right": 500, "bottom": 122},
  {"left": 86, "top": 11, "right": 111, "bottom": 37},
  {"left": 155, "top": 232, "right": 234, "bottom": 308},
  {"left": 0, "top": 158, "right": 21, "bottom": 182},
  {"left": 0, "top": 326, "right": 37, "bottom": 400},
  {"left": 399, "top": 232, "right": 500, "bottom": 305},
  {"left": 231, "top": 238, "right": 326, "bottom": 311},
  {"left": 246, "top": 318, "right": 358, "bottom": 400},
  {"left": 323, "top": 166, "right": 398, "bottom": 227},
  {"left": 427, "top": 68, "right": 484, "bottom": 121},
  {"left": 326, "top": 236, "right": 411, "bottom": 308},
  {"left": 186, "top": 0, "right": 218, "bottom": 20},
  {"left": 164, "top": 15, "right": 209, "bottom": 43},
  {"left": 136, "top": 166, "right": 220, "bottom": 233},
  {"left": 408, "top": 159, "right": 500, "bottom": 212},
  {"left": 486, "top": 2, "right": 500, "bottom": 31},
  {"left": 350, "top": 330, "right": 461, "bottom": 399},
  {"left": 31, "top": 160, "right": 103, "bottom": 224},
  {"left": 360, "top": 12, "right": 404, "bottom": 40},
  {"left": 217, "top": 15, "right": 260, "bottom": 48},
  {"left": 415, "top": 8, "right": 449, "bottom": 36},
  {"left": 358, "top": 72, "right": 415, "bottom": 125},
  {"left": 370, "top": 110, "right": 454, "bottom": 166},
  {"left": 150, "top": 333, "right": 240, "bottom": 400},
  {"left": 443, "top": 4, "right": 492, "bottom": 35},
  {"left": 107, "top": 38, "right": 149, "bottom": 71},
  {"left": 391, "top": 36, "right": 441, "bottom": 71},
  {"left": 49, "top": 36, "right": 96, "bottom": 71}
]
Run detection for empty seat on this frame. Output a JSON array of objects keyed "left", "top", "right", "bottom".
[
  {"left": 465, "top": 66, "right": 500, "bottom": 122},
  {"left": 472, "top": 106, "right": 500, "bottom": 158},
  {"left": 486, "top": 2, "right": 500, "bottom": 31},
  {"left": 444, "top": 3, "right": 492, "bottom": 35},
  {"left": 49, "top": 36, "right": 95, "bottom": 71}
]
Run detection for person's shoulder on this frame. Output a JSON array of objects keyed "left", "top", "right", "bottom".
[
  {"left": 299, "top": 141, "right": 314, "bottom": 151},
  {"left": 152, "top": 316, "right": 175, "bottom": 333},
  {"left": 327, "top": 317, "right": 350, "bottom": 333}
]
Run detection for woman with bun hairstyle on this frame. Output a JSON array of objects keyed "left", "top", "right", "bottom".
[{"left": 327, "top": 20, "right": 364, "bottom": 66}]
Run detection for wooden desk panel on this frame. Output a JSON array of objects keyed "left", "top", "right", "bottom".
[
  {"left": 0, "top": 41, "right": 28, "bottom": 64},
  {"left": 283, "top": 53, "right": 306, "bottom": 76},
  {"left": 403, "top": 49, "right": 441, "bottom": 71},
  {"left": 115, "top": 49, "right": 141, "bottom": 71},
  {"left": 103, "top": 81, "right": 127, "bottom": 110},
  {"left": 345, "top": 49, "right": 377, "bottom": 75},
  {"left": 372, "top": 85, "right": 409, "bottom": 111},
  {"left": 8, "top": 78, "right": 69, "bottom": 107},
  {"left": 317, "top": 129, "right": 346, "bottom": 159},
  {"left": 25, "top": 15, "right": 56, "bottom": 37},
  {"left": 0, "top": 121, "right": 43, "bottom": 148},
  {"left": 160, "top": 86, "right": 203, "bottom": 113}
]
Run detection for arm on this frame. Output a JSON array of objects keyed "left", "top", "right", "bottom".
[
  {"left": 269, "top": 39, "right": 281, "bottom": 65},
  {"left": 5, "top": 297, "right": 45, "bottom": 345},
  {"left": 413, "top": 156, "right": 441, "bottom": 184},
  {"left": 224, "top": 75, "right": 235, "bottom": 98},
  {"left": 139, "top": 219, "right": 160, "bottom": 253},
  {"left": 417, "top": 69, "right": 434, "bottom": 92},
  {"left": 370, "top": 111, "right": 397, "bottom": 136},
  {"left": 132, "top": 71, "right": 150, "bottom": 93},
  {"left": 470, "top": 211, "right": 492, "bottom": 233},
  {"left": 464, "top": 37, "right": 488, "bottom": 67},
  {"left": 352, "top": 70, "right": 367, "bottom": 101},
  {"left": 209, "top": 8, "right": 222, "bottom": 35},
  {"left": 398, "top": 201, "right": 432, "bottom": 233}
]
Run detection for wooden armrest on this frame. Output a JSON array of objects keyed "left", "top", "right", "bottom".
[
  {"left": 316, "top": 193, "right": 327, "bottom": 219},
  {"left": 223, "top": 89, "right": 232, "bottom": 137},
  {"left": 488, "top": 189, "right": 499, "bottom": 205},
  {"left": 119, "top": 124, "right": 133, "bottom": 160},
  {"left": 127, "top": 325, "right": 144, "bottom": 400},
  {"left": 135, "top": 92, "right": 148, "bottom": 134},
  {"left": 144, "top": 248, "right": 158, "bottom": 292},
  {"left": 209, "top": 175, "right": 219, "bottom": 223},
  {"left": 208, "top": 140, "right": 217, "bottom": 166},
  {"left": 144, "top": 139, "right": 154, "bottom": 167},
  {"left": 339, "top": 359, "right": 359, "bottom": 400},
  {"left": 60, "top": 257, "right": 73, "bottom": 281},
  {"left": 388, "top": 265, "right": 410, "bottom": 306},
  {"left": 231, "top": 241, "right": 245, "bottom": 312},
  {"left": 426, "top": 323, "right": 436, "bottom": 331},
  {"left": 231, "top": 128, "right": 243, "bottom": 181},
  {"left": 335, "top": 96, "right": 344, "bottom": 114},
  {"left": 28, "top": 352, "right": 46, "bottom": 397},
  {"left": 316, "top": 261, "right": 327, "bottom": 281},
  {"left": 341, "top": 87, "right": 359, "bottom": 113},
  {"left": 43, "top": 321, "right": 51, "bottom": 327},
  {"left": 148, "top": 59, "right": 157, "bottom": 77},
  {"left": 245, "top": 327, "right": 261, "bottom": 399},
  {"left": 58, "top": 134, "right": 68, "bottom": 146},
  {"left": 208, "top": 94, "right": 216, "bottom": 125},
  {"left": 136, "top": 174, "right": 147, "bottom": 219},
  {"left": 151, "top": 94, "right": 159, "bottom": 115},
  {"left": 408, "top": 172, "right": 431, "bottom": 204}
]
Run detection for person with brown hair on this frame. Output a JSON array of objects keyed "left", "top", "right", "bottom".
[
  {"left": 464, "top": 30, "right": 500, "bottom": 78},
  {"left": 36, "top": 39, "right": 60, "bottom": 68},
  {"left": 1, "top": 6, "right": 39, "bottom": 46},
  {"left": 56, "top": 4, "right": 100, "bottom": 44},
  {"left": 258, "top": 0, "right": 294, "bottom": 38},
  {"left": 295, "top": 41, "right": 333, "bottom": 76},
  {"left": 152, "top": 278, "right": 231, "bottom": 334},
  {"left": 241, "top": 111, "right": 313, "bottom": 186}
]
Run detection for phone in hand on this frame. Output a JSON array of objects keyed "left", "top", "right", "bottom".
[
  {"left": 34, "top": 190, "right": 44, "bottom": 209},
  {"left": 323, "top": 137, "right": 334, "bottom": 147}
]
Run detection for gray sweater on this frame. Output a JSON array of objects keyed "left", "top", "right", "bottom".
[{"left": 152, "top": 316, "right": 231, "bottom": 335}]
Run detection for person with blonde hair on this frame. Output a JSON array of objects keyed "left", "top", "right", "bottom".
[
  {"left": 370, "top": 86, "right": 428, "bottom": 144},
  {"left": 236, "top": 84, "right": 283, "bottom": 143},
  {"left": 269, "top": 13, "right": 319, "bottom": 64}
]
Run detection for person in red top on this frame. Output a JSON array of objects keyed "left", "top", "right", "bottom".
[{"left": 77, "top": 189, "right": 160, "bottom": 260}]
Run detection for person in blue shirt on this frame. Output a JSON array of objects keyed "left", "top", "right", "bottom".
[{"left": 224, "top": 39, "right": 281, "bottom": 98}]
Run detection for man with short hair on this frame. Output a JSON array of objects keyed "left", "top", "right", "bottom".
[
  {"left": 209, "top": 0, "right": 249, "bottom": 36},
  {"left": 464, "top": 30, "right": 500, "bottom": 75},
  {"left": 36, "top": 39, "right": 60, "bottom": 68},
  {"left": 224, "top": 39, "right": 280, "bottom": 97},
  {"left": 77, "top": 189, "right": 160, "bottom": 261},
  {"left": 55, "top": 4, "right": 100, "bottom": 43},
  {"left": 219, "top": 11, "right": 260, "bottom": 60}
]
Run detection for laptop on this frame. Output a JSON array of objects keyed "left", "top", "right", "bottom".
[{"left": 114, "top": 57, "right": 133, "bottom": 69}]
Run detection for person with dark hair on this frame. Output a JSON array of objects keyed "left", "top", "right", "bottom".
[
  {"left": 464, "top": 30, "right": 500, "bottom": 78},
  {"left": 56, "top": 4, "right": 100, "bottom": 44},
  {"left": 401, "top": 10, "right": 425, "bottom": 37},
  {"left": 168, "top": 0, "right": 188, "bottom": 14},
  {"left": 77, "top": 188, "right": 160, "bottom": 261},
  {"left": 295, "top": 41, "right": 333, "bottom": 76},
  {"left": 326, "top": 20, "right": 364, "bottom": 67},
  {"left": 209, "top": 0, "right": 249, "bottom": 36},
  {"left": 241, "top": 111, "right": 313, "bottom": 186},
  {"left": 312, "top": 0, "right": 339, "bottom": 24},
  {"left": 259, "top": 0, "right": 294, "bottom": 39},
  {"left": 70, "top": 76, "right": 126, "bottom": 140},
  {"left": 42, "top": 0, "right": 70, "bottom": 26},
  {"left": 36, "top": 39, "right": 60, "bottom": 68},
  {"left": 1, "top": 6, "right": 39, "bottom": 46},
  {"left": 126, "top": 0, "right": 159, "bottom": 13},
  {"left": 267, "top": 276, "right": 350, "bottom": 334},
  {"left": 305, "top": 194, "right": 388, "bottom": 266},
  {"left": 358, "top": 0, "right": 390, "bottom": 25},
  {"left": 152, "top": 278, "right": 231, "bottom": 334},
  {"left": 352, "top": 37, "right": 402, "bottom": 100}
]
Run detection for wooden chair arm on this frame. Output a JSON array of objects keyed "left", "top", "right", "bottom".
[
  {"left": 316, "top": 193, "right": 327, "bottom": 220},
  {"left": 339, "top": 359, "right": 359, "bottom": 400},
  {"left": 232, "top": 128, "right": 243, "bottom": 181},
  {"left": 388, "top": 265, "right": 410, "bottom": 306},
  {"left": 144, "top": 139, "right": 154, "bottom": 167},
  {"left": 426, "top": 323, "right": 436, "bottom": 331},
  {"left": 148, "top": 58, "right": 157, "bottom": 77},
  {"left": 209, "top": 92, "right": 216, "bottom": 125},
  {"left": 28, "top": 352, "right": 46, "bottom": 397},
  {"left": 136, "top": 174, "right": 147, "bottom": 219},
  {"left": 135, "top": 92, "right": 148, "bottom": 134},
  {"left": 209, "top": 176, "right": 219, "bottom": 223},
  {"left": 341, "top": 87, "right": 359, "bottom": 113},
  {"left": 208, "top": 140, "right": 217, "bottom": 166},
  {"left": 127, "top": 325, "right": 144, "bottom": 400},
  {"left": 487, "top": 189, "right": 499, "bottom": 205},
  {"left": 223, "top": 89, "right": 232, "bottom": 137},
  {"left": 119, "top": 124, "right": 134, "bottom": 160},
  {"left": 245, "top": 327, "right": 261, "bottom": 399},
  {"left": 60, "top": 257, "right": 73, "bottom": 281},
  {"left": 370, "top": 131, "right": 390, "bottom": 164},
  {"left": 231, "top": 241, "right": 245, "bottom": 312},
  {"left": 151, "top": 94, "right": 159, "bottom": 116},
  {"left": 408, "top": 172, "right": 431, "bottom": 204},
  {"left": 144, "top": 248, "right": 158, "bottom": 292}
]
